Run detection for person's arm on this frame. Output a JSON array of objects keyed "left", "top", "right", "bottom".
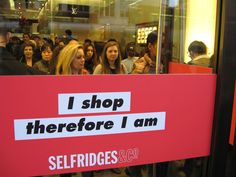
[
  {"left": 32, "top": 61, "right": 39, "bottom": 70},
  {"left": 93, "top": 64, "right": 102, "bottom": 74},
  {"left": 131, "top": 57, "right": 147, "bottom": 74},
  {"left": 121, "top": 63, "right": 128, "bottom": 74}
]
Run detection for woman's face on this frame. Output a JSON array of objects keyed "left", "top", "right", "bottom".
[
  {"left": 86, "top": 46, "right": 94, "bottom": 59},
  {"left": 106, "top": 45, "right": 118, "bottom": 63},
  {"left": 148, "top": 42, "right": 157, "bottom": 58},
  {"left": 71, "top": 48, "right": 85, "bottom": 71},
  {"left": 41, "top": 47, "right": 53, "bottom": 61},
  {"left": 24, "top": 46, "right": 33, "bottom": 58}
]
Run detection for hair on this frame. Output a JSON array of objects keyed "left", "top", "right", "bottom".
[
  {"left": 84, "top": 43, "right": 99, "bottom": 66},
  {"left": 125, "top": 42, "right": 136, "bottom": 58},
  {"left": 94, "top": 41, "right": 105, "bottom": 58},
  {"left": 11, "top": 36, "right": 21, "bottom": 44},
  {"left": 107, "top": 38, "right": 117, "bottom": 42},
  {"left": 84, "top": 38, "right": 92, "bottom": 45},
  {"left": 23, "top": 32, "right": 30, "bottom": 38},
  {"left": 56, "top": 43, "right": 83, "bottom": 75},
  {"left": 145, "top": 31, "right": 158, "bottom": 54},
  {"left": 50, "top": 45, "right": 64, "bottom": 75},
  {"left": 40, "top": 43, "right": 53, "bottom": 62},
  {"left": 65, "top": 29, "right": 72, "bottom": 36},
  {"left": 43, "top": 37, "right": 54, "bottom": 47},
  {"left": 31, "top": 34, "right": 40, "bottom": 40},
  {"left": 41, "top": 43, "right": 53, "bottom": 53},
  {"left": 188, "top": 41, "right": 207, "bottom": 55},
  {"left": 20, "top": 42, "right": 36, "bottom": 64},
  {"left": 100, "top": 41, "right": 122, "bottom": 74},
  {"left": 22, "top": 42, "right": 35, "bottom": 52}
]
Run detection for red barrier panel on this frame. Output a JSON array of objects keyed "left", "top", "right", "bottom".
[
  {"left": 0, "top": 74, "right": 216, "bottom": 177},
  {"left": 169, "top": 62, "right": 213, "bottom": 73}
]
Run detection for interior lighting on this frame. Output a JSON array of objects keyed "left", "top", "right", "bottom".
[
  {"left": 129, "top": 0, "right": 142, "bottom": 6},
  {"left": 184, "top": 0, "right": 217, "bottom": 63},
  {"left": 9, "top": 0, "right": 15, "bottom": 10}
]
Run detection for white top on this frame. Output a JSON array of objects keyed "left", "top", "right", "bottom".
[{"left": 121, "top": 57, "right": 138, "bottom": 73}]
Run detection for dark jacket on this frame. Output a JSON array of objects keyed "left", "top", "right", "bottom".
[
  {"left": 33, "top": 60, "right": 50, "bottom": 74},
  {"left": 0, "top": 47, "right": 46, "bottom": 75}
]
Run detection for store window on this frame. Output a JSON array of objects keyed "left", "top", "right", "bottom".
[
  {"left": 0, "top": 0, "right": 217, "bottom": 75},
  {"left": 0, "top": 0, "right": 217, "bottom": 177}
]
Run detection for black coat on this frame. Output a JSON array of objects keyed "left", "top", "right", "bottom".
[{"left": 0, "top": 47, "right": 46, "bottom": 75}]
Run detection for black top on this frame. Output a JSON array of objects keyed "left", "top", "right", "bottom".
[
  {"left": 0, "top": 47, "right": 46, "bottom": 75},
  {"left": 84, "top": 59, "right": 94, "bottom": 74},
  {"left": 110, "top": 67, "right": 117, "bottom": 74}
]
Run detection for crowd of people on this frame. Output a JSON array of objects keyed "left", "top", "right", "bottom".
[
  {"left": 0, "top": 19, "right": 211, "bottom": 177},
  {"left": 3, "top": 27, "right": 212, "bottom": 77},
  {"left": 0, "top": 26, "right": 162, "bottom": 177},
  {"left": 3, "top": 29, "right": 161, "bottom": 77}
]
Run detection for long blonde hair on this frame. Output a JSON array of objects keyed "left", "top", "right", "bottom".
[{"left": 56, "top": 43, "right": 83, "bottom": 75}]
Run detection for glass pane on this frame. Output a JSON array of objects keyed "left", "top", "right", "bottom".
[
  {"left": 165, "top": 0, "right": 217, "bottom": 73},
  {"left": 0, "top": 0, "right": 218, "bottom": 177}
]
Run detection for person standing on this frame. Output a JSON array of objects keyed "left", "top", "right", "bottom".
[
  {"left": 0, "top": 23, "right": 44, "bottom": 75},
  {"left": 93, "top": 41, "right": 127, "bottom": 74},
  {"left": 93, "top": 40, "right": 127, "bottom": 175},
  {"left": 64, "top": 29, "right": 74, "bottom": 44},
  {"left": 56, "top": 43, "right": 88, "bottom": 75},
  {"left": 20, "top": 43, "right": 36, "bottom": 67},
  {"left": 84, "top": 43, "right": 99, "bottom": 74},
  {"left": 182, "top": 40, "right": 211, "bottom": 177},
  {"left": 33, "top": 43, "right": 53, "bottom": 74},
  {"left": 18, "top": 32, "right": 32, "bottom": 59},
  {"left": 122, "top": 43, "right": 138, "bottom": 74},
  {"left": 56, "top": 43, "right": 88, "bottom": 177},
  {"left": 132, "top": 31, "right": 158, "bottom": 74},
  {"left": 128, "top": 31, "right": 169, "bottom": 177},
  {"left": 187, "top": 40, "right": 211, "bottom": 67}
]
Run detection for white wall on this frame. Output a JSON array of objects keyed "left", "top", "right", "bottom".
[{"left": 184, "top": 0, "right": 217, "bottom": 62}]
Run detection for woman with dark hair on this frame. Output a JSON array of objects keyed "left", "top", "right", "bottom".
[
  {"left": 92, "top": 40, "right": 127, "bottom": 176},
  {"left": 20, "top": 42, "right": 36, "bottom": 67},
  {"left": 83, "top": 43, "right": 99, "bottom": 74},
  {"left": 93, "top": 41, "right": 127, "bottom": 74},
  {"left": 50, "top": 45, "right": 64, "bottom": 75},
  {"left": 33, "top": 43, "right": 53, "bottom": 74}
]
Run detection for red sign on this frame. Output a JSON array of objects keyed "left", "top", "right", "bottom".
[
  {"left": 169, "top": 62, "right": 213, "bottom": 73},
  {"left": 0, "top": 75, "right": 216, "bottom": 177}
]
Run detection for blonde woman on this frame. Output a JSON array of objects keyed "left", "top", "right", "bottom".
[
  {"left": 56, "top": 43, "right": 88, "bottom": 75},
  {"left": 93, "top": 41, "right": 127, "bottom": 74},
  {"left": 55, "top": 43, "right": 88, "bottom": 177},
  {"left": 92, "top": 40, "right": 125, "bottom": 175}
]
